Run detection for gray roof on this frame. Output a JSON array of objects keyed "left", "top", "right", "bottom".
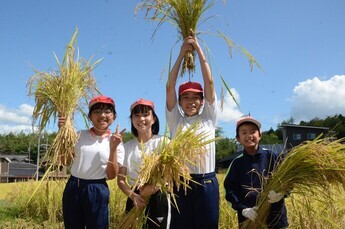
[{"left": 0, "top": 154, "right": 30, "bottom": 163}]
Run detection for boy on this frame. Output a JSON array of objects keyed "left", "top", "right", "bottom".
[
  {"left": 166, "top": 36, "right": 219, "bottom": 229},
  {"left": 223, "top": 116, "right": 288, "bottom": 229}
]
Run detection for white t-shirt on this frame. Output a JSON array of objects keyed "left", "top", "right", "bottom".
[
  {"left": 71, "top": 130, "right": 125, "bottom": 180},
  {"left": 123, "top": 135, "right": 167, "bottom": 187},
  {"left": 166, "top": 98, "right": 217, "bottom": 174}
]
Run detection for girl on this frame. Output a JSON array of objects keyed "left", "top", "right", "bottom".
[
  {"left": 117, "top": 98, "right": 170, "bottom": 229},
  {"left": 60, "top": 95, "right": 125, "bottom": 229}
]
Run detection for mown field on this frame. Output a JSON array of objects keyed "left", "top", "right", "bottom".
[{"left": 0, "top": 174, "right": 345, "bottom": 228}]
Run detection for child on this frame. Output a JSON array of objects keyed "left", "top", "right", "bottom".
[
  {"left": 60, "top": 95, "right": 125, "bottom": 229},
  {"left": 223, "top": 116, "right": 288, "bottom": 229},
  {"left": 117, "top": 98, "right": 170, "bottom": 228},
  {"left": 166, "top": 36, "right": 219, "bottom": 229}
]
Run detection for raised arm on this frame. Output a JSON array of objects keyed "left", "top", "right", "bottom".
[
  {"left": 166, "top": 38, "right": 195, "bottom": 111},
  {"left": 107, "top": 125, "right": 125, "bottom": 179},
  {"left": 191, "top": 36, "right": 215, "bottom": 104}
]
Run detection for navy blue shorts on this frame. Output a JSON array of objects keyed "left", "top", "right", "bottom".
[
  {"left": 170, "top": 172, "right": 219, "bottom": 229},
  {"left": 62, "top": 176, "right": 110, "bottom": 229}
]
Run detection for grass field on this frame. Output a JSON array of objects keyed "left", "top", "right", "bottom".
[
  {"left": 1, "top": 174, "right": 345, "bottom": 228},
  {"left": 0, "top": 182, "right": 17, "bottom": 200}
]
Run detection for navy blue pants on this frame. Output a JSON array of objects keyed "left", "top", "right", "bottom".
[
  {"left": 125, "top": 189, "right": 170, "bottom": 229},
  {"left": 170, "top": 172, "right": 219, "bottom": 229},
  {"left": 62, "top": 176, "right": 110, "bottom": 229}
]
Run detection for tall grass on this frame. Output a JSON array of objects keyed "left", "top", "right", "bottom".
[{"left": 1, "top": 174, "right": 345, "bottom": 228}]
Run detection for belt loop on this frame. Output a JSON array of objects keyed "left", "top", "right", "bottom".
[{"left": 78, "top": 178, "right": 80, "bottom": 187}]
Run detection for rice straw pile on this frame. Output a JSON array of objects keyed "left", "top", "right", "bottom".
[
  {"left": 242, "top": 137, "right": 345, "bottom": 229},
  {"left": 27, "top": 28, "right": 100, "bottom": 166},
  {"left": 119, "top": 122, "right": 219, "bottom": 229}
]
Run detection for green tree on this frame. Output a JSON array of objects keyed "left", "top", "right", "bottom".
[
  {"left": 215, "top": 127, "right": 237, "bottom": 161},
  {"left": 123, "top": 131, "right": 134, "bottom": 143},
  {"left": 261, "top": 128, "right": 281, "bottom": 144}
]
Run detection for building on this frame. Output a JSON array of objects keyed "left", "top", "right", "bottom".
[
  {"left": 280, "top": 124, "right": 330, "bottom": 150},
  {"left": 0, "top": 155, "right": 40, "bottom": 182},
  {"left": 0, "top": 154, "right": 67, "bottom": 182}
]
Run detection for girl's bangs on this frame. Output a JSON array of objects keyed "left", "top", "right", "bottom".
[{"left": 131, "top": 105, "right": 151, "bottom": 114}]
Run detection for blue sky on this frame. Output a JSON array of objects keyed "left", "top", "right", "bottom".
[{"left": 1, "top": 0, "right": 345, "bottom": 138}]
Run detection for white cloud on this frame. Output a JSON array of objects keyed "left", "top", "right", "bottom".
[
  {"left": 0, "top": 124, "right": 34, "bottom": 134},
  {"left": 0, "top": 103, "right": 34, "bottom": 134},
  {"left": 217, "top": 88, "right": 243, "bottom": 124},
  {"left": 290, "top": 75, "right": 345, "bottom": 122},
  {"left": 18, "top": 104, "right": 34, "bottom": 116}
]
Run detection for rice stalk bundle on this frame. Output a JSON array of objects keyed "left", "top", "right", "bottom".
[
  {"left": 242, "top": 137, "right": 345, "bottom": 229},
  {"left": 136, "top": 0, "right": 214, "bottom": 76},
  {"left": 27, "top": 28, "right": 100, "bottom": 166},
  {"left": 136, "top": 0, "right": 262, "bottom": 109},
  {"left": 119, "top": 122, "right": 219, "bottom": 229}
]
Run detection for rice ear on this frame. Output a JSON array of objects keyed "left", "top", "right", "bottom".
[
  {"left": 27, "top": 28, "right": 100, "bottom": 166},
  {"left": 119, "top": 122, "right": 220, "bottom": 228}
]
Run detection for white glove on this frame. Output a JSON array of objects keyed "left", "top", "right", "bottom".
[
  {"left": 242, "top": 207, "right": 258, "bottom": 222},
  {"left": 268, "top": 190, "right": 284, "bottom": 203}
]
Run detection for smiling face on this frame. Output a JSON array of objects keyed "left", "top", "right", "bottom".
[
  {"left": 236, "top": 122, "right": 262, "bottom": 154},
  {"left": 178, "top": 91, "right": 204, "bottom": 117},
  {"left": 130, "top": 105, "right": 159, "bottom": 138},
  {"left": 88, "top": 103, "right": 116, "bottom": 133},
  {"left": 132, "top": 110, "right": 155, "bottom": 135}
]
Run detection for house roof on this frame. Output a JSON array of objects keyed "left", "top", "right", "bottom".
[
  {"left": 0, "top": 154, "right": 30, "bottom": 163},
  {"left": 279, "top": 124, "right": 329, "bottom": 130}
]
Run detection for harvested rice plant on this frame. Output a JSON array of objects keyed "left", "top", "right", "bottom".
[
  {"left": 1, "top": 174, "right": 345, "bottom": 228},
  {"left": 135, "top": 0, "right": 262, "bottom": 107},
  {"left": 27, "top": 28, "right": 101, "bottom": 168}
]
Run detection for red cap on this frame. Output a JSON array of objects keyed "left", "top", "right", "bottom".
[
  {"left": 236, "top": 116, "right": 261, "bottom": 130},
  {"left": 178, "top": 81, "right": 203, "bottom": 95},
  {"left": 130, "top": 98, "right": 155, "bottom": 111},
  {"left": 88, "top": 95, "right": 115, "bottom": 109}
]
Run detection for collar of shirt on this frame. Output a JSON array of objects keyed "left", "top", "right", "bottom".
[{"left": 89, "top": 127, "right": 111, "bottom": 139}]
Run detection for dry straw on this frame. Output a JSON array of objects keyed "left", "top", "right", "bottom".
[
  {"left": 135, "top": 0, "right": 262, "bottom": 109},
  {"left": 136, "top": 0, "right": 211, "bottom": 76},
  {"left": 242, "top": 137, "right": 345, "bottom": 229},
  {"left": 27, "top": 28, "right": 100, "bottom": 166},
  {"left": 119, "top": 122, "right": 219, "bottom": 229}
]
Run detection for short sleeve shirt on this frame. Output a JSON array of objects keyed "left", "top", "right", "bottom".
[
  {"left": 123, "top": 135, "right": 168, "bottom": 186},
  {"left": 165, "top": 97, "right": 217, "bottom": 174},
  {"left": 71, "top": 130, "right": 125, "bottom": 180}
]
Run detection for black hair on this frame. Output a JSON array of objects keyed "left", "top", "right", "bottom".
[
  {"left": 88, "top": 103, "right": 116, "bottom": 117},
  {"left": 130, "top": 104, "right": 159, "bottom": 137}
]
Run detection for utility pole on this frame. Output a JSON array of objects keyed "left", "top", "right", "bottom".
[{"left": 36, "top": 132, "right": 42, "bottom": 181}]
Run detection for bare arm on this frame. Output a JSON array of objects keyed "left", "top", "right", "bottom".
[
  {"left": 166, "top": 39, "right": 195, "bottom": 111},
  {"left": 192, "top": 37, "right": 215, "bottom": 104},
  {"left": 107, "top": 125, "right": 125, "bottom": 179},
  {"left": 117, "top": 167, "right": 148, "bottom": 208}
]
